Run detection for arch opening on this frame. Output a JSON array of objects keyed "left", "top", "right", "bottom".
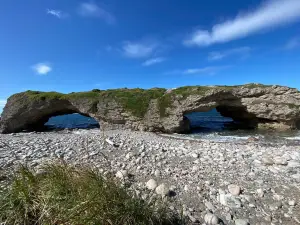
[
  {"left": 44, "top": 113, "right": 100, "bottom": 130},
  {"left": 183, "top": 108, "right": 256, "bottom": 134}
]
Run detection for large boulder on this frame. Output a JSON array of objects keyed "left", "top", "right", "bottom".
[{"left": 1, "top": 84, "right": 300, "bottom": 134}]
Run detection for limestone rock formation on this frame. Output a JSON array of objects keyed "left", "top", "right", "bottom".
[{"left": 1, "top": 84, "right": 300, "bottom": 134}]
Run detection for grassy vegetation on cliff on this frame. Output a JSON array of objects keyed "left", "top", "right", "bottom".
[
  {"left": 25, "top": 88, "right": 167, "bottom": 118},
  {"left": 23, "top": 83, "right": 273, "bottom": 118},
  {"left": 0, "top": 163, "right": 183, "bottom": 225},
  {"left": 100, "top": 88, "right": 166, "bottom": 118}
]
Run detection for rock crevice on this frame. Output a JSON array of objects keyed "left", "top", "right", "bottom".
[{"left": 1, "top": 84, "right": 300, "bottom": 133}]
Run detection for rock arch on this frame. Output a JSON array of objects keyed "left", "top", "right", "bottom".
[
  {"left": 1, "top": 85, "right": 300, "bottom": 134},
  {"left": 0, "top": 96, "right": 100, "bottom": 133}
]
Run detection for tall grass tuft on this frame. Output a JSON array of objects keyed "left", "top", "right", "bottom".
[{"left": 0, "top": 163, "right": 183, "bottom": 225}]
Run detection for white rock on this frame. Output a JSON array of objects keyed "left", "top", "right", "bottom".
[
  {"left": 288, "top": 161, "right": 300, "bottom": 168},
  {"left": 235, "top": 218, "right": 249, "bottom": 225},
  {"left": 226, "top": 196, "right": 242, "bottom": 208},
  {"left": 256, "top": 188, "right": 264, "bottom": 197},
  {"left": 154, "top": 170, "right": 161, "bottom": 177},
  {"left": 115, "top": 170, "right": 128, "bottom": 179},
  {"left": 228, "top": 184, "right": 241, "bottom": 196},
  {"left": 105, "top": 138, "right": 115, "bottom": 146},
  {"left": 262, "top": 156, "right": 274, "bottom": 165},
  {"left": 191, "top": 153, "right": 199, "bottom": 158},
  {"left": 273, "top": 156, "right": 288, "bottom": 165},
  {"left": 155, "top": 183, "right": 170, "bottom": 196},
  {"left": 125, "top": 153, "right": 133, "bottom": 159},
  {"left": 219, "top": 189, "right": 227, "bottom": 205},
  {"left": 192, "top": 165, "right": 198, "bottom": 172},
  {"left": 188, "top": 215, "right": 198, "bottom": 223},
  {"left": 204, "top": 213, "right": 219, "bottom": 225},
  {"left": 205, "top": 201, "right": 216, "bottom": 211},
  {"left": 146, "top": 179, "right": 158, "bottom": 190},
  {"left": 292, "top": 173, "right": 300, "bottom": 180},
  {"left": 288, "top": 200, "right": 296, "bottom": 206}
]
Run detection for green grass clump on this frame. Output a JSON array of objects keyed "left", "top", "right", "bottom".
[
  {"left": 25, "top": 90, "right": 64, "bottom": 100},
  {"left": 171, "top": 86, "right": 212, "bottom": 98},
  {"left": 99, "top": 88, "right": 166, "bottom": 118},
  {"left": 65, "top": 91, "right": 101, "bottom": 99},
  {"left": 0, "top": 163, "right": 182, "bottom": 225},
  {"left": 243, "top": 83, "right": 272, "bottom": 89}
]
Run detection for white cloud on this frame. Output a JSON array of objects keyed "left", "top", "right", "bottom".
[
  {"left": 0, "top": 100, "right": 6, "bottom": 107},
  {"left": 184, "top": 0, "right": 300, "bottom": 47},
  {"left": 122, "top": 41, "right": 158, "bottom": 58},
  {"left": 32, "top": 63, "right": 52, "bottom": 75},
  {"left": 183, "top": 66, "right": 226, "bottom": 75},
  {"left": 142, "top": 57, "right": 166, "bottom": 66},
  {"left": 78, "top": 2, "right": 115, "bottom": 24},
  {"left": 284, "top": 37, "right": 300, "bottom": 50},
  {"left": 165, "top": 66, "right": 229, "bottom": 76},
  {"left": 47, "top": 9, "right": 67, "bottom": 19},
  {"left": 0, "top": 99, "right": 6, "bottom": 112},
  {"left": 208, "top": 47, "right": 251, "bottom": 61}
]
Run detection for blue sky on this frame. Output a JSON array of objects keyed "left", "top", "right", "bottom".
[{"left": 1, "top": 0, "right": 300, "bottom": 112}]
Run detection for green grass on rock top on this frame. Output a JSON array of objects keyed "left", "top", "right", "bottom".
[{"left": 22, "top": 84, "right": 273, "bottom": 118}]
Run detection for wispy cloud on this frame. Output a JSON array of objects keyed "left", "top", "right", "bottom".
[
  {"left": 122, "top": 41, "right": 159, "bottom": 58},
  {"left": 0, "top": 100, "right": 6, "bottom": 107},
  {"left": 0, "top": 99, "right": 7, "bottom": 112},
  {"left": 184, "top": 0, "right": 300, "bottom": 47},
  {"left": 78, "top": 2, "right": 115, "bottom": 24},
  {"left": 208, "top": 47, "right": 251, "bottom": 61},
  {"left": 32, "top": 63, "right": 52, "bottom": 75},
  {"left": 47, "top": 9, "right": 68, "bottom": 19},
  {"left": 183, "top": 66, "right": 229, "bottom": 75},
  {"left": 165, "top": 66, "right": 229, "bottom": 76},
  {"left": 284, "top": 37, "right": 300, "bottom": 50},
  {"left": 142, "top": 57, "right": 166, "bottom": 66}
]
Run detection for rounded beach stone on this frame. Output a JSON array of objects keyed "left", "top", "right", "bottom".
[
  {"left": 115, "top": 170, "right": 128, "bottom": 179},
  {"left": 155, "top": 183, "right": 170, "bottom": 196},
  {"left": 204, "top": 213, "right": 219, "bottom": 225},
  {"left": 235, "top": 219, "right": 249, "bottom": 225},
  {"left": 146, "top": 179, "right": 158, "bottom": 190},
  {"left": 228, "top": 184, "right": 241, "bottom": 196}
]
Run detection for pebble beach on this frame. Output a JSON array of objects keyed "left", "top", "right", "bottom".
[{"left": 1, "top": 129, "right": 300, "bottom": 225}]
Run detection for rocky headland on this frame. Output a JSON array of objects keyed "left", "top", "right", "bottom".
[{"left": 1, "top": 84, "right": 300, "bottom": 134}]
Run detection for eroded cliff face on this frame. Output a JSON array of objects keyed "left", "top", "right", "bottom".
[{"left": 1, "top": 84, "right": 300, "bottom": 134}]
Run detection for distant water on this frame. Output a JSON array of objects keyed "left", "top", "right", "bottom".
[
  {"left": 45, "top": 111, "right": 300, "bottom": 143},
  {"left": 45, "top": 113, "right": 99, "bottom": 129},
  {"left": 185, "top": 109, "right": 300, "bottom": 143}
]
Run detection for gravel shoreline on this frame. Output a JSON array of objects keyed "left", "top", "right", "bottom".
[{"left": 1, "top": 129, "right": 300, "bottom": 225}]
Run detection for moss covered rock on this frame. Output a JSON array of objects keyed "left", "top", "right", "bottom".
[{"left": 1, "top": 84, "right": 300, "bottom": 133}]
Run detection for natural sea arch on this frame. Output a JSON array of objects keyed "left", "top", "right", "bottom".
[
  {"left": 45, "top": 113, "right": 99, "bottom": 130},
  {"left": 1, "top": 85, "right": 300, "bottom": 134}
]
